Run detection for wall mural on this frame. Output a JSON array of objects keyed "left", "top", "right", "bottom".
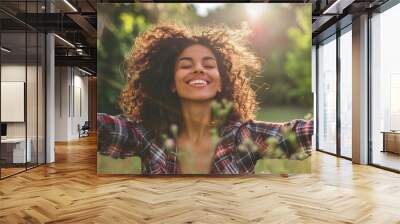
[{"left": 97, "top": 3, "right": 314, "bottom": 175}]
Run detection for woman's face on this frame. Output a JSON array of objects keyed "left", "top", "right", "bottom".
[{"left": 173, "top": 44, "right": 221, "bottom": 102}]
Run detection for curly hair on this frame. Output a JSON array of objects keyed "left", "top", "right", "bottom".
[{"left": 119, "top": 23, "right": 261, "bottom": 140}]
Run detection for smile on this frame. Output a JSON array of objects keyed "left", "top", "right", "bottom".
[{"left": 186, "top": 79, "right": 210, "bottom": 88}]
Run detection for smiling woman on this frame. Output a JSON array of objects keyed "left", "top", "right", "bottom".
[
  {"left": 119, "top": 24, "right": 260, "bottom": 140},
  {"left": 174, "top": 45, "right": 221, "bottom": 100},
  {"left": 97, "top": 23, "right": 314, "bottom": 175}
]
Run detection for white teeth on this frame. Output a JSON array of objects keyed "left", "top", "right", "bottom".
[{"left": 188, "top": 80, "right": 208, "bottom": 85}]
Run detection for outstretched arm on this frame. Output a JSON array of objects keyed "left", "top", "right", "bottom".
[
  {"left": 279, "top": 119, "right": 314, "bottom": 157},
  {"left": 238, "top": 119, "right": 314, "bottom": 160},
  {"left": 97, "top": 113, "right": 144, "bottom": 159}
]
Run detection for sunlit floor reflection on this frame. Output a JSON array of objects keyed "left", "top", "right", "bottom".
[{"left": 372, "top": 150, "right": 400, "bottom": 171}]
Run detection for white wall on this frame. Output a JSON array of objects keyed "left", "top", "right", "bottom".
[
  {"left": 1, "top": 65, "right": 26, "bottom": 139},
  {"left": 55, "top": 67, "right": 89, "bottom": 141},
  {"left": 55, "top": 67, "right": 69, "bottom": 141}
]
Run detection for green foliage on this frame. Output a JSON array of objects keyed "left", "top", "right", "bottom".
[
  {"left": 256, "top": 106, "right": 311, "bottom": 122},
  {"left": 284, "top": 6, "right": 313, "bottom": 107},
  {"left": 97, "top": 4, "right": 199, "bottom": 114},
  {"left": 98, "top": 4, "right": 312, "bottom": 114},
  {"left": 98, "top": 5, "right": 151, "bottom": 114}
]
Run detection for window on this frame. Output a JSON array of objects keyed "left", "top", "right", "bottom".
[
  {"left": 339, "top": 27, "right": 352, "bottom": 158},
  {"left": 371, "top": 2, "right": 400, "bottom": 171},
  {"left": 317, "top": 35, "right": 337, "bottom": 154}
]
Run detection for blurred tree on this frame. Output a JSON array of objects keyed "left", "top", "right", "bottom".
[
  {"left": 98, "top": 4, "right": 152, "bottom": 114},
  {"left": 284, "top": 5, "right": 312, "bottom": 107}
]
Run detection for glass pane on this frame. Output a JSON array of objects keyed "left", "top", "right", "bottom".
[
  {"left": 26, "top": 0, "right": 39, "bottom": 169},
  {"left": 317, "top": 36, "right": 337, "bottom": 154},
  {"left": 27, "top": 31, "right": 38, "bottom": 169},
  {"left": 371, "top": 4, "right": 400, "bottom": 171},
  {"left": 340, "top": 28, "right": 352, "bottom": 158},
  {"left": 38, "top": 33, "right": 45, "bottom": 165},
  {"left": 0, "top": 1, "right": 46, "bottom": 178},
  {"left": 1, "top": 30, "right": 27, "bottom": 177}
]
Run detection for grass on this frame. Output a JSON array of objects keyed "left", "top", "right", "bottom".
[
  {"left": 256, "top": 105, "right": 312, "bottom": 122},
  {"left": 97, "top": 153, "right": 141, "bottom": 174},
  {"left": 97, "top": 154, "right": 311, "bottom": 175}
]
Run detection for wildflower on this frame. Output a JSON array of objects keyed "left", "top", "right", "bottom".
[
  {"left": 238, "top": 144, "right": 246, "bottom": 152},
  {"left": 164, "top": 138, "right": 175, "bottom": 151},
  {"left": 286, "top": 133, "right": 297, "bottom": 146},
  {"left": 170, "top": 124, "right": 178, "bottom": 137},
  {"left": 161, "top": 134, "right": 168, "bottom": 142},
  {"left": 266, "top": 137, "right": 278, "bottom": 148},
  {"left": 304, "top": 113, "right": 313, "bottom": 120}
]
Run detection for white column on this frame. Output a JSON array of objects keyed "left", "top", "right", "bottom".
[
  {"left": 45, "top": 1, "right": 55, "bottom": 163},
  {"left": 352, "top": 14, "right": 369, "bottom": 164},
  {"left": 46, "top": 33, "right": 55, "bottom": 163}
]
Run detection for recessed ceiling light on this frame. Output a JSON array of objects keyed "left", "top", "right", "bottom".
[
  {"left": 63, "top": 0, "right": 78, "bottom": 12},
  {"left": 54, "top": 34, "right": 75, "bottom": 48},
  {"left": 323, "top": 0, "right": 355, "bottom": 15},
  {"left": 1, "top": 47, "right": 11, "bottom": 53},
  {"left": 77, "top": 67, "right": 92, "bottom": 76}
]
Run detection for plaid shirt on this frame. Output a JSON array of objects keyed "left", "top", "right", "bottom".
[{"left": 97, "top": 113, "right": 314, "bottom": 175}]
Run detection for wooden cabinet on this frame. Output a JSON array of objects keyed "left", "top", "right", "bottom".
[{"left": 382, "top": 132, "right": 400, "bottom": 154}]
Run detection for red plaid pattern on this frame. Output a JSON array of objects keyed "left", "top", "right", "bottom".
[{"left": 98, "top": 113, "right": 314, "bottom": 174}]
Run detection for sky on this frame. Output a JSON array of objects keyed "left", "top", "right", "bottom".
[{"left": 192, "top": 3, "right": 225, "bottom": 17}]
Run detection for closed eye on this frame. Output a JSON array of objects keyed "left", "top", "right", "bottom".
[
  {"left": 177, "top": 57, "right": 193, "bottom": 69},
  {"left": 180, "top": 65, "right": 192, "bottom": 69},
  {"left": 203, "top": 58, "right": 217, "bottom": 69}
]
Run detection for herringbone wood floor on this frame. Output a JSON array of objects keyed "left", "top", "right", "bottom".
[{"left": 1, "top": 135, "right": 400, "bottom": 224}]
